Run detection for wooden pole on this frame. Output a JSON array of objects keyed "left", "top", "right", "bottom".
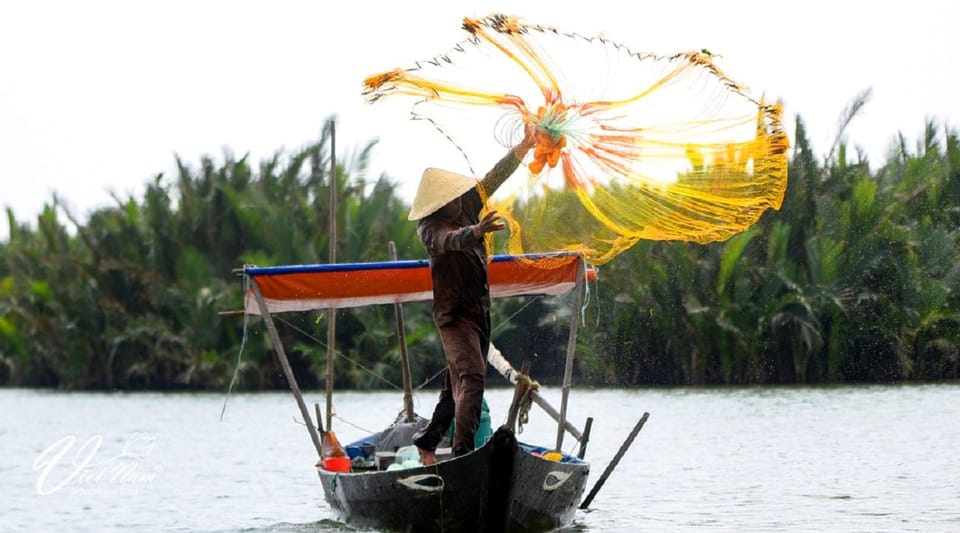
[
  {"left": 579, "top": 412, "right": 649, "bottom": 509},
  {"left": 577, "top": 417, "right": 594, "bottom": 459},
  {"left": 249, "top": 278, "right": 324, "bottom": 459},
  {"left": 530, "top": 391, "right": 583, "bottom": 442},
  {"left": 389, "top": 241, "right": 415, "bottom": 422},
  {"left": 325, "top": 120, "right": 337, "bottom": 432},
  {"left": 505, "top": 360, "right": 532, "bottom": 431},
  {"left": 314, "top": 403, "right": 324, "bottom": 433},
  {"left": 556, "top": 258, "right": 585, "bottom": 451}
]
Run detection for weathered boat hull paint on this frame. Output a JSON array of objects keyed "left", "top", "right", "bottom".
[{"left": 318, "top": 427, "right": 589, "bottom": 533}]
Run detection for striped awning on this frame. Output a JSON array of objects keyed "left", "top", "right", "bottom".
[{"left": 243, "top": 252, "right": 591, "bottom": 314}]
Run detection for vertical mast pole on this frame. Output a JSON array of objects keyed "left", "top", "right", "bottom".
[{"left": 325, "top": 120, "right": 337, "bottom": 432}]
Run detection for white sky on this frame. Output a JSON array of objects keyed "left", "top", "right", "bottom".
[{"left": 1, "top": 0, "right": 958, "bottom": 241}]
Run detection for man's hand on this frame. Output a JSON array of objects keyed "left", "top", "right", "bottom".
[
  {"left": 472, "top": 210, "right": 505, "bottom": 240},
  {"left": 481, "top": 122, "right": 539, "bottom": 196},
  {"left": 514, "top": 122, "right": 536, "bottom": 158}
]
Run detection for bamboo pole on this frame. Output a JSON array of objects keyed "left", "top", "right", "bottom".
[
  {"left": 556, "top": 258, "right": 585, "bottom": 451},
  {"left": 325, "top": 120, "right": 337, "bottom": 432},
  {"left": 314, "top": 403, "right": 324, "bottom": 433},
  {"left": 579, "top": 412, "right": 649, "bottom": 509},
  {"left": 249, "top": 278, "right": 323, "bottom": 459},
  {"left": 389, "top": 241, "right": 415, "bottom": 422},
  {"left": 577, "top": 417, "right": 593, "bottom": 459},
  {"left": 530, "top": 391, "right": 583, "bottom": 441}
]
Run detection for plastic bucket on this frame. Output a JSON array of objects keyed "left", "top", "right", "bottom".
[{"left": 322, "top": 456, "right": 352, "bottom": 473}]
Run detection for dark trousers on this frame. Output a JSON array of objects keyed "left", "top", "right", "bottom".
[{"left": 415, "top": 314, "right": 490, "bottom": 456}]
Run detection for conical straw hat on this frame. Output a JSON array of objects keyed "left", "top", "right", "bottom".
[{"left": 408, "top": 168, "right": 479, "bottom": 220}]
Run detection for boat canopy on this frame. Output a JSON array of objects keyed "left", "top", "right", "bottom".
[{"left": 243, "top": 252, "right": 592, "bottom": 314}]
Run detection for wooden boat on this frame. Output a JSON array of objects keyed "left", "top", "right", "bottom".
[
  {"left": 319, "top": 428, "right": 590, "bottom": 532},
  {"left": 239, "top": 252, "right": 598, "bottom": 532}
]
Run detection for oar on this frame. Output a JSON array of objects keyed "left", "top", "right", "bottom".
[{"left": 579, "top": 412, "right": 649, "bottom": 509}]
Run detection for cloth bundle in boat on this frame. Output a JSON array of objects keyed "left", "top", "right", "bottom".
[{"left": 375, "top": 415, "right": 430, "bottom": 453}]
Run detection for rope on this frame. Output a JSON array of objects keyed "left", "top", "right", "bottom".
[
  {"left": 412, "top": 100, "right": 477, "bottom": 177},
  {"left": 591, "top": 265, "right": 601, "bottom": 327},
  {"left": 492, "top": 295, "right": 544, "bottom": 336},
  {"left": 332, "top": 414, "right": 377, "bottom": 436},
  {"left": 413, "top": 296, "right": 543, "bottom": 392},
  {"left": 268, "top": 284, "right": 546, "bottom": 392},
  {"left": 233, "top": 271, "right": 566, "bottom": 429},
  {"left": 276, "top": 316, "right": 433, "bottom": 435},
  {"left": 220, "top": 270, "right": 252, "bottom": 421},
  {"left": 514, "top": 372, "right": 540, "bottom": 434},
  {"left": 416, "top": 366, "right": 447, "bottom": 391},
  {"left": 275, "top": 315, "right": 402, "bottom": 390},
  {"left": 580, "top": 267, "right": 592, "bottom": 327}
]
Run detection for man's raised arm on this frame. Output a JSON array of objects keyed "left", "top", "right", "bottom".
[{"left": 480, "top": 124, "right": 536, "bottom": 196}]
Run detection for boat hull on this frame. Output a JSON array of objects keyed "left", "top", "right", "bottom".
[
  {"left": 318, "top": 427, "right": 589, "bottom": 532},
  {"left": 506, "top": 442, "right": 590, "bottom": 532}
]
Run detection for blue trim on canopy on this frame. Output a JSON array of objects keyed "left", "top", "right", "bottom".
[{"left": 243, "top": 251, "right": 580, "bottom": 276}]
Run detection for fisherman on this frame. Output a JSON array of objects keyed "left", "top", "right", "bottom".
[{"left": 410, "top": 124, "right": 536, "bottom": 464}]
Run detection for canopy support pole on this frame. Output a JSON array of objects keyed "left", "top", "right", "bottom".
[
  {"left": 556, "top": 258, "right": 585, "bottom": 452},
  {"left": 249, "top": 277, "right": 323, "bottom": 459},
  {"left": 389, "top": 241, "right": 415, "bottom": 422}
]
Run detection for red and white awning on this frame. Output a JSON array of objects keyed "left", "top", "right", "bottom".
[{"left": 243, "top": 253, "right": 592, "bottom": 314}]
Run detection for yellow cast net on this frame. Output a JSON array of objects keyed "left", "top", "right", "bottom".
[{"left": 364, "top": 14, "right": 788, "bottom": 265}]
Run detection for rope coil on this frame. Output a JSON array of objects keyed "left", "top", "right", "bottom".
[{"left": 515, "top": 372, "right": 540, "bottom": 434}]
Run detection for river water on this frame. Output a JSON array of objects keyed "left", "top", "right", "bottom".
[{"left": 2, "top": 384, "right": 958, "bottom": 532}]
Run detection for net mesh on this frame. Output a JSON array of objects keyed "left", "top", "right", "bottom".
[{"left": 364, "top": 14, "right": 788, "bottom": 265}]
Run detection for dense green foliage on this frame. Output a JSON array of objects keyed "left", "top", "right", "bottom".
[{"left": 1, "top": 114, "right": 958, "bottom": 390}]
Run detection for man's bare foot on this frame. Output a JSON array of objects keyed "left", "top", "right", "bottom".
[{"left": 417, "top": 446, "right": 437, "bottom": 465}]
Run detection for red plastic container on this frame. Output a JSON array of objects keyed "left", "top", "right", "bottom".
[{"left": 322, "top": 456, "right": 352, "bottom": 473}]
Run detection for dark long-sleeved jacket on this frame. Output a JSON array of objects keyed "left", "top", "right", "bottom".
[{"left": 417, "top": 189, "right": 488, "bottom": 327}]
